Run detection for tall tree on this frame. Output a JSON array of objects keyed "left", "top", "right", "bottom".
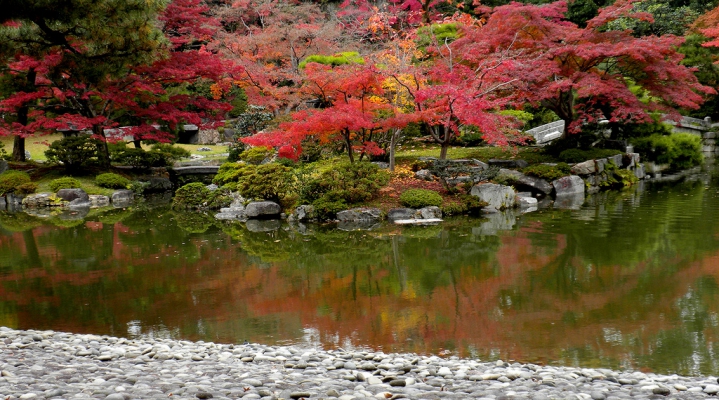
[{"left": 477, "top": 0, "right": 713, "bottom": 141}]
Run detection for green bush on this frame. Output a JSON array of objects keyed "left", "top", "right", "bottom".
[
  {"left": 632, "top": 133, "right": 703, "bottom": 171},
  {"left": 442, "top": 195, "right": 487, "bottom": 216},
  {"left": 301, "top": 162, "right": 390, "bottom": 205},
  {"left": 400, "top": 189, "right": 443, "bottom": 208},
  {"left": 214, "top": 162, "right": 253, "bottom": 186},
  {"left": 239, "top": 146, "right": 274, "bottom": 165},
  {"left": 521, "top": 163, "right": 571, "bottom": 181},
  {"left": 49, "top": 177, "right": 82, "bottom": 192},
  {"left": 235, "top": 163, "right": 293, "bottom": 202},
  {"left": 311, "top": 196, "right": 348, "bottom": 220},
  {"left": 45, "top": 136, "right": 102, "bottom": 171},
  {"left": 0, "top": 170, "right": 32, "bottom": 195},
  {"left": 172, "top": 183, "right": 231, "bottom": 210},
  {"left": 95, "top": 173, "right": 130, "bottom": 189},
  {"left": 149, "top": 143, "right": 191, "bottom": 163},
  {"left": 15, "top": 182, "right": 38, "bottom": 195},
  {"left": 558, "top": 148, "right": 623, "bottom": 163}
]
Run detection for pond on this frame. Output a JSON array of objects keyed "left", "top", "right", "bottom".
[{"left": 2, "top": 168, "right": 719, "bottom": 376}]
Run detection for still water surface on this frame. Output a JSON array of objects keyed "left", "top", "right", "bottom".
[{"left": 2, "top": 171, "right": 719, "bottom": 375}]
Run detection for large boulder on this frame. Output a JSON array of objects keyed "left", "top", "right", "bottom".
[
  {"left": 470, "top": 183, "right": 516, "bottom": 210},
  {"left": 89, "top": 195, "right": 110, "bottom": 208},
  {"left": 387, "top": 208, "right": 415, "bottom": 221},
  {"left": 418, "top": 206, "right": 442, "bottom": 219},
  {"left": 552, "top": 175, "right": 585, "bottom": 197},
  {"left": 56, "top": 188, "right": 89, "bottom": 202},
  {"left": 111, "top": 190, "right": 134, "bottom": 207},
  {"left": 499, "top": 169, "right": 552, "bottom": 196},
  {"left": 245, "top": 201, "right": 281, "bottom": 219},
  {"left": 570, "top": 160, "right": 596, "bottom": 175},
  {"left": 215, "top": 207, "right": 246, "bottom": 221},
  {"left": 336, "top": 207, "right": 382, "bottom": 222}
]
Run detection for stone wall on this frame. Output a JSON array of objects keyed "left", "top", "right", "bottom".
[{"left": 570, "top": 153, "right": 646, "bottom": 194}]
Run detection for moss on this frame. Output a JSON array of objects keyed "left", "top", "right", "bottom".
[
  {"left": 49, "top": 177, "right": 81, "bottom": 192},
  {"left": 400, "top": 189, "right": 443, "bottom": 208}
]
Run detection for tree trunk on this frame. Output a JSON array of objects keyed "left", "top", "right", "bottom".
[
  {"left": 389, "top": 128, "right": 401, "bottom": 172},
  {"left": 439, "top": 141, "right": 449, "bottom": 160},
  {"left": 93, "top": 125, "right": 111, "bottom": 168},
  {"left": 12, "top": 69, "right": 36, "bottom": 162},
  {"left": 344, "top": 130, "right": 354, "bottom": 163},
  {"left": 133, "top": 140, "right": 142, "bottom": 149}
]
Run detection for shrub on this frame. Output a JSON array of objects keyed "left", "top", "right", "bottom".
[
  {"left": 15, "top": 182, "right": 38, "bottom": 195},
  {"left": 110, "top": 147, "right": 165, "bottom": 169},
  {"left": 213, "top": 162, "right": 254, "bottom": 187},
  {"left": 0, "top": 171, "right": 32, "bottom": 195},
  {"left": 301, "top": 162, "right": 390, "bottom": 205},
  {"left": 173, "top": 182, "right": 232, "bottom": 210},
  {"left": 521, "top": 163, "right": 571, "bottom": 181},
  {"left": 632, "top": 133, "right": 703, "bottom": 171},
  {"left": 311, "top": 196, "right": 348, "bottom": 220},
  {"left": 96, "top": 173, "right": 130, "bottom": 189},
  {"left": 558, "top": 148, "right": 622, "bottom": 163},
  {"left": 149, "top": 143, "right": 191, "bottom": 163},
  {"left": 239, "top": 146, "right": 274, "bottom": 165},
  {"left": 49, "top": 177, "right": 81, "bottom": 192},
  {"left": 400, "top": 189, "right": 443, "bottom": 208},
  {"left": 45, "top": 136, "right": 102, "bottom": 171},
  {"left": 235, "top": 163, "right": 293, "bottom": 202},
  {"left": 442, "top": 194, "right": 486, "bottom": 216}
]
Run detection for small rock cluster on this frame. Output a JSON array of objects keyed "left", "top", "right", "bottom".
[
  {"left": 1, "top": 327, "right": 718, "bottom": 400},
  {"left": 12, "top": 189, "right": 135, "bottom": 212}
]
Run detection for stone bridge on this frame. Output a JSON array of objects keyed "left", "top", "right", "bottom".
[
  {"left": 525, "top": 116, "right": 719, "bottom": 158},
  {"left": 169, "top": 165, "right": 220, "bottom": 184}
]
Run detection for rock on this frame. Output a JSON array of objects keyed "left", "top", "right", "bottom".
[
  {"left": 571, "top": 160, "right": 596, "bottom": 175},
  {"left": 196, "top": 392, "right": 213, "bottom": 399},
  {"left": 0, "top": 160, "right": 7, "bottom": 174},
  {"left": 415, "top": 169, "right": 433, "bottom": 181},
  {"left": 89, "top": 195, "right": 111, "bottom": 208},
  {"left": 634, "top": 164, "right": 646, "bottom": 179},
  {"left": 142, "top": 177, "right": 173, "bottom": 192},
  {"left": 290, "top": 392, "right": 312, "bottom": 399},
  {"left": 22, "top": 193, "right": 54, "bottom": 208},
  {"left": 111, "top": 190, "right": 134, "bottom": 208},
  {"left": 336, "top": 208, "right": 382, "bottom": 222},
  {"left": 197, "top": 147, "right": 212, "bottom": 152},
  {"left": 389, "top": 379, "right": 406, "bottom": 387},
  {"left": 25, "top": 150, "right": 31, "bottom": 160},
  {"left": 704, "top": 384, "right": 719, "bottom": 394},
  {"left": 294, "top": 205, "right": 316, "bottom": 221},
  {"left": 552, "top": 175, "right": 585, "bottom": 197},
  {"left": 554, "top": 193, "right": 585, "bottom": 210},
  {"left": 388, "top": 208, "right": 415, "bottom": 221},
  {"left": 215, "top": 207, "right": 246, "bottom": 221},
  {"left": 596, "top": 158, "right": 607, "bottom": 173},
  {"left": 372, "top": 162, "right": 390, "bottom": 169},
  {"left": 652, "top": 386, "right": 670, "bottom": 395},
  {"left": 56, "top": 188, "right": 89, "bottom": 202},
  {"left": 470, "top": 183, "right": 516, "bottom": 210},
  {"left": 418, "top": 206, "right": 442, "bottom": 219},
  {"left": 498, "top": 169, "right": 552, "bottom": 196},
  {"left": 68, "top": 198, "right": 92, "bottom": 210},
  {"left": 246, "top": 219, "right": 281, "bottom": 232},
  {"left": 245, "top": 201, "right": 281, "bottom": 218},
  {"left": 590, "top": 390, "right": 606, "bottom": 400},
  {"left": 516, "top": 194, "right": 537, "bottom": 207},
  {"left": 488, "top": 159, "right": 529, "bottom": 169},
  {"left": 608, "top": 154, "right": 623, "bottom": 168}
]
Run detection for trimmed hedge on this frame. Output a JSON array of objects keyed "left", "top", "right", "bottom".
[
  {"left": 95, "top": 173, "right": 130, "bottom": 189},
  {"left": 0, "top": 171, "right": 32, "bottom": 195},
  {"left": 400, "top": 189, "right": 443, "bottom": 208},
  {"left": 49, "top": 177, "right": 81, "bottom": 192}
]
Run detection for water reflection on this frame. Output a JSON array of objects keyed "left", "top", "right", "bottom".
[{"left": 1, "top": 171, "right": 719, "bottom": 376}]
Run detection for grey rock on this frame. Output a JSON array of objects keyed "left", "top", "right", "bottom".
[
  {"left": 294, "top": 205, "right": 316, "bottom": 221},
  {"left": 22, "top": 193, "right": 54, "bottom": 208},
  {"left": 571, "top": 160, "right": 596, "bottom": 175},
  {"left": 56, "top": 188, "right": 89, "bottom": 202},
  {"left": 89, "top": 195, "right": 110, "bottom": 208},
  {"left": 552, "top": 175, "right": 585, "bottom": 197},
  {"left": 634, "top": 164, "right": 646, "bottom": 180},
  {"left": 554, "top": 193, "right": 585, "bottom": 210},
  {"left": 418, "top": 206, "right": 442, "bottom": 219},
  {"left": 652, "top": 386, "right": 670, "bottom": 395},
  {"left": 596, "top": 158, "right": 607, "bottom": 173},
  {"left": 470, "top": 183, "right": 516, "bottom": 210},
  {"left": 290, "top": 392, "right": 312, "bottom": 399},
  {"left": 111, "top": 190, "right": 134, "bottom": 207},
  {"left": 387, "top": 208, "right": 415, "bottom": 221},
  {"left": 68, "top": 198, "right": 92, "bottom": 210},
  {"left": 498, "top": 169, "right": 552, "bottom": 196},
  {"left": 0, "top": 160, "right": 7, "bottom": 174},
  {"left": 215, "top": 207, "right": 246, "bottom": 221},
  {"left": 372, "top": 162, "right": 390, "bottom": 169},
  {"left": 336, "top": 208, "right": 382, "bottom": 222},
  {"left": 415, "top": 169, "right": 433, "bottom": 181},
  {"left": 245, "top": 201, "right": 281, "bottom": 218},
  {"left": 608, "top": 154, "right": 623, "bottom": 168}
]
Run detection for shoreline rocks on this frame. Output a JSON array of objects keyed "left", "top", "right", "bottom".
[{"left": 1, "top": 327, "right": 718, "bottom": 400}]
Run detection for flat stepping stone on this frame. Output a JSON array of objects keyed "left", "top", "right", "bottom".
[{"left": 393, "top": 218, "right": 443, "bottom": 225}]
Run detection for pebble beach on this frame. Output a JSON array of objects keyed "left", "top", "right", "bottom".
[{"left": 1, "top": 327, "right": 718, "bottom": 400}]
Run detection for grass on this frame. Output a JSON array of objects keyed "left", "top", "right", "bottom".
[
  {"left": 0, "top": 134, "right": 231, "bottom": 163},
  {"left": 29, "top": 166, "right": 117, "bottom": 196},
  {"left": 395, "top": 142, "right": 556, "bottom": 164}
]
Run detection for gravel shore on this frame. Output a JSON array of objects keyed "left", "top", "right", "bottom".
[{"left": 1, "top": 327, "right": 717, "bottom": 399}]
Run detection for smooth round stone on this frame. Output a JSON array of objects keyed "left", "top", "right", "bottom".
[
  {"left": 195, "top": 392, "right": 213, "bottom": 399},
  {"left": 704, "top": 384, "right": 719, "bottom": 394},
  {"left": 590, "top": 390, "right": 606, "bottom": 400},
  {"left": 242, "top": 379, "right": 263, "bottom": 387},
  {"left": 673, "top": 384, "right": 687, "bottom": 391},
  {"left": 290, "top": 392, "right": 312, "bottom": 399},
  {"left": 652, "top": 386, "right": 670, "bottom": 395},
  {"left": 104, "top": 394, "right": 126, "bottom": 400},
  {"left": 389, "top": 379, "right": 406, "bottom": 387}
]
